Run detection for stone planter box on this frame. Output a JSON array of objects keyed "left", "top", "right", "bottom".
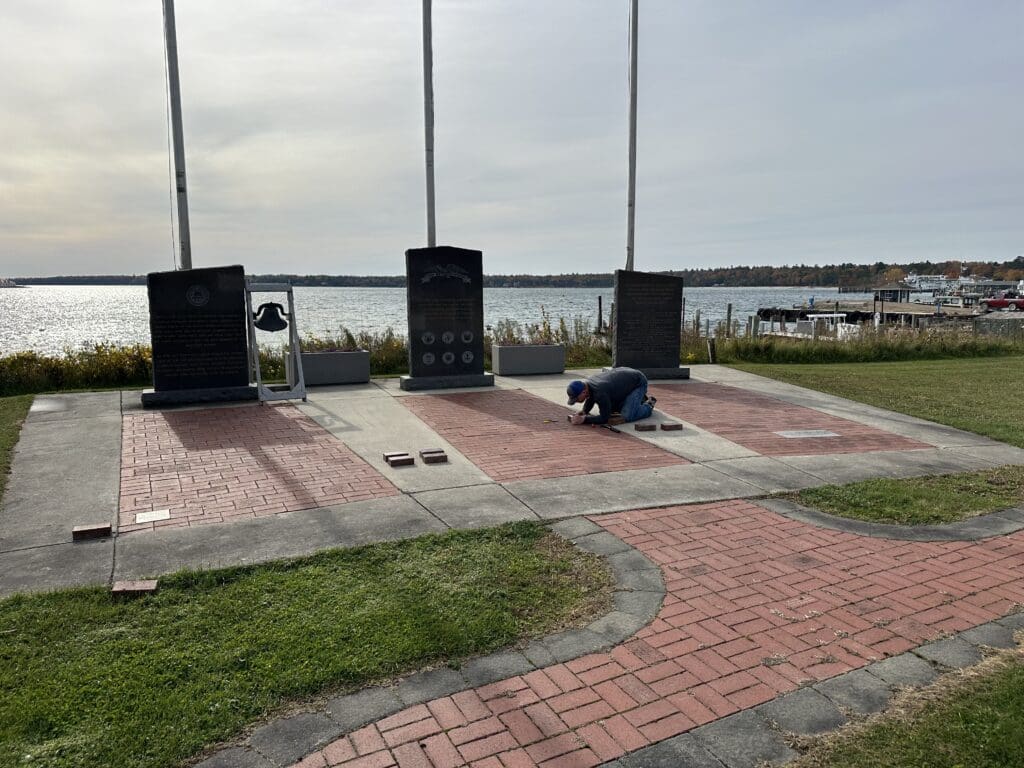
[
  {"left": 286, "top": 350, "right": 370, "bottom": 386},
  {"left": 491, "top": 344, "right": 565, "bottom": 375}
]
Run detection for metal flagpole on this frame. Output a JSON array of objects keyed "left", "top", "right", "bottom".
[
  {"left": 422, "top": 0, "right": 437, "bottom": 247},
  {"left": 162, "top": 0, "right": 192, "bottom": 270},
  {"left": 624, "top": 0, "right": 638, "bottom": 271}
]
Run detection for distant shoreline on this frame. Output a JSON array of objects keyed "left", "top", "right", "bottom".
[{"left": 8, "top": 256, "right": 1024, "bottom": 289}]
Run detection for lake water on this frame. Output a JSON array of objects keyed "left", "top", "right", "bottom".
[{"left": 2, "top": 285, "right": 871, "bottom": 355}]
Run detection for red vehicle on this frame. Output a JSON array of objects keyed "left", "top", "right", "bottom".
[{"left": 979, "top": 291, "right": 1023, "bottom": 311}]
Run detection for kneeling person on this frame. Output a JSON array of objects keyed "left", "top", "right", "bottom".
[{"left": 566, "top": 367, "right": 655, "bottom": 425}]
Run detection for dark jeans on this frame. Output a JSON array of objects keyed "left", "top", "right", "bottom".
[{"left": 620, "top": 381, "right": 653, "bottom": 422}]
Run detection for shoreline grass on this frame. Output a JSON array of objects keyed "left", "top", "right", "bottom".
[
  {"left": 788, "top": 466, "right": 1024, "bottom": 526},
  {"left": 0, "top": 522, "right": 612, "bottom": 768}
]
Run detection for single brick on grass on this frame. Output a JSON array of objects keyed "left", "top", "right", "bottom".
[
  {"left": 111, "top": 580, "right": 159, "bottom": 599},
  {"left": 72, "top": 523, "right": 112, "bottom": 541}
]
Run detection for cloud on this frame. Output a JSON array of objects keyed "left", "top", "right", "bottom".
[{"left": 1, "top": 0, "right": 1022, "bottom": 277}]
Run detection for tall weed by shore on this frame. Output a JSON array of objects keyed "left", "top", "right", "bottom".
[
  {"left": 4, "top": 322, "right": 1022, "bottom": 395},
  {"left": 0, "top": 345, "right": 152, "bottom": 396},
  {"left": 718, "top": 327, "right": 1024, "bottom": 364}
]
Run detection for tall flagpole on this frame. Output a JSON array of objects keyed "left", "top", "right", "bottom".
[
  {"left": 422, "top": 0, "right": 437, "bottom": 247},
  {"left": 624, "top": 0, "right": 638, "bottom": 271},
  {"left": 162, "top": 0, "right": 192, "bottom": 270}
]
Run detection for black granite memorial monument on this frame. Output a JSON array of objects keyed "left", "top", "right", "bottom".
[
  {"left": 141, "top": 265, "right": 256, "bottom": 406},
  {"left": 612, "top": 269, "right": 690, "bottom": 379},
  {"left": 400, "top": 246, "right": 494, "bottom": 391}
]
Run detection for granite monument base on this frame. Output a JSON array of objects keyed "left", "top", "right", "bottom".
[
  {"left": 399, "top": 373, "right": 495, "bottom": 392},
  {"left": 604, "top": 366, "right": 690, "bottom": 380},
  {"left": 141, "top": 385, "right": 258, "bottom": 408}
]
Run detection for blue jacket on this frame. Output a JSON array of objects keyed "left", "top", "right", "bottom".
[{"left": 581, "top": 367, "right": 646, "bottom": 424}]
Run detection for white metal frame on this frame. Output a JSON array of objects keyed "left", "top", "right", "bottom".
[{"left": 245, "top": 281, "right": 307, "bottom": 403}]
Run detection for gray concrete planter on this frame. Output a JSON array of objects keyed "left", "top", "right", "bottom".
[
  {"left": 287, "top": 350, "right": 370, "bottom": 386},
  {"left": 491, "top": 343, "right": 565, "bottom": 375}
]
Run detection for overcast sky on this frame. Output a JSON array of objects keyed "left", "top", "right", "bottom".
[{"left": 2, "top": 1, "right": 1022, "bottom": 277}]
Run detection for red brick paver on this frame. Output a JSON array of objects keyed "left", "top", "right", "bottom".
[
  {"left": 400, "top": 390, "right": 688, "bottom": 482},
  {"left": 650, "top": 382, "right": 930, "bottom": 455},
  {"left": 298, "top": 499, "right": 1024, "bottom": 767},
  {"left": 119, "top": 404, "right": 398, "bottom": 533}
]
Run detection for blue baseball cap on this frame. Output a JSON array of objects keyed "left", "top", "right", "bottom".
[{"left": 566, "top": 380, "right": 586, "bottom": 405}]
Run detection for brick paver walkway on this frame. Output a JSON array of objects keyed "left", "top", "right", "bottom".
[
  {"left": 119, "top": 405, "right": 398, "bottom": 533},
  {"left": 650, "top": 382, "right": 931, "bottom": 455},
  {"left": 400, "top": 390, "right": 688, "bottom": 482},
  {"left": 296, "top": 499, "right": 1024, "bottom": 768}
]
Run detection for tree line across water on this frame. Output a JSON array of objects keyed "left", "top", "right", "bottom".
[{"left": 11, "top": 256, "right": 1024, "bottom": 288}]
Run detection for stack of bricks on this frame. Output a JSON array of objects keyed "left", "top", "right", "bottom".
[{"left": 383, "top": 452, "right": 415, "bottom": 467}]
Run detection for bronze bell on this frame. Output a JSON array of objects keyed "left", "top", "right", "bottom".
[{"left": 253, "top": 302, "right": 288, "bottom": 332}]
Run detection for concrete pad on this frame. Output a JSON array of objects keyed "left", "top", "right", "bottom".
[
  {"left": 0, "top": 541, "right": 113, "bottom": 598},
  {"left": 772, "top": 450, "right": 949, "bottom": 485},
  {"left": 12, "top": 414, "right": 122, "bottom": 450},
  {"left": 114, "top": 496, "right": 445, "bottom": 579},
  {"left": 412, "top": 484, "right": 537, "bottom": 529},
  {"left": 695, "top": 710, "right": 798, "bottom": 768},
  {"left": 813, "top": 669, "right": 893, "bottom": 715},
  {"left": 957, "top": 443, "right": 1024, "bottom": 467},
  {"left": 959, "top": 622, "right": 1018, "bottom": 650},
  {"left": 1, "top": 411, "right": 120, "bottom": 550},
  {"left": 703, "top": 456, "right": 824, "bottom": 493},
  {"left": 756, "top": 688, "right": 846, "bottom": 735},
  {"left": 619, "top": 734, "right": 724, "bottom": 768},
  {"left": 374, "top": 376, "right": 517, "bottom": 396},
  {"left": 298, "top": 395, "right": 491, "bottom": 492},
  {"left": 915, "top": 637, "right": 983, "bottom": 669},
  {"left": 304, "top": 381, "right": 392, "bottom": 400},
  {"left": 868, "top": 653, "right": 939, "bottom": 688},
  {"left": 247, "top": 713, "right": 340, "bottom": 766},
  {"left": 193, "top": 747, "right": 274, "bottom": 768},
  {"left": 504, "top": 464, "right": 763, "bottom": 520},
  {"left": 26, "top": 391, "right": 122, "bottom": 422}
]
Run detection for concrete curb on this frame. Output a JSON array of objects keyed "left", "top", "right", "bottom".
[
  {"left": 758, "top": 497, "right": 1024, "bottom": 541},
  {"left": 192, "top": 517, "right": 666, "bottom": 768},
  {"left": 598, "top": 611, "right": 1024, "bottom": 768}
]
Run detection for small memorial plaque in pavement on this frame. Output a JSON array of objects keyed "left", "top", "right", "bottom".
[
  {"left": 143, "top": 265, "right": 256, "bottom": 406},
  {"left": 401, "top": 246, "right": 494, "bottom": 391},
  {"left": 612, "top": 269, "right": 690, "bottom": 379}
]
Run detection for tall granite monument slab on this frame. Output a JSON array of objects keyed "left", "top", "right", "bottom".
[
  {"left": 141, "top": 265, "right": 256, "bottom": 406},
  {"left": 400, "top": 246, "right": 494, "bottom": 391},
  {"left": 612, "top": 269, "right": 689, "bottom": 379}
]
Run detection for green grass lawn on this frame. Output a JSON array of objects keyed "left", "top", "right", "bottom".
[
  {"left": 0, "top": 523, "right": 612, "bottom": 768},
  {"left": 0, "top": 395, "right": 31, "bottom": 505},
  {"left": 732, "top": 356, "right": 1024, "bottom": 448},
  {"left": 793, "top": 653, "right": 1024, "bottom": 768},
  {"left": 790, "top": 465, "right": 1024, "bottom": 525}
]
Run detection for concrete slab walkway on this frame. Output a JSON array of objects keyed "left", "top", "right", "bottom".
[
  {"left": 3, "top": 365, "right": 1023, "bottom": 595},
  {"left": 2, "top": 365, "right": 1023, "bottom": 767}
]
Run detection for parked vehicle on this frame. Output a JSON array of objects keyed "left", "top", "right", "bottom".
[{"left": 979, "top": 291, "right": 1023, "bottom": 311}]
